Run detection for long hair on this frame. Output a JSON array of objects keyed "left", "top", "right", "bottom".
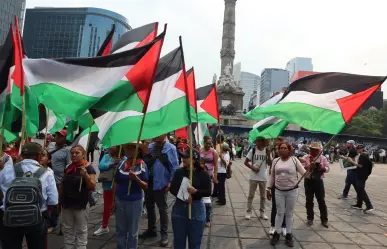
[
  {"left": 278, "top": 142, "right": 293, "bottom": 157},
  {"left": 71, "top": 145, "right": 86, "bottom": 156}
]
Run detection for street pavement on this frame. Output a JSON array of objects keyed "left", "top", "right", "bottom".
[{"left": 45, "top": 158, "right": 387, "bottom": 249}]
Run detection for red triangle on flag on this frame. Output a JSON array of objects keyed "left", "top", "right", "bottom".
[
  {"left": 175, "top": 127, "right": 188, "bottom": 139},
  {"left": 10, "top": 25, "right": 24, "bottom": 95},
  {"left": 200, "top": 85, "right": 219, "bottom": 122},
  {"left": 337, "top": 84, "right": 381, "bottom": 123}
]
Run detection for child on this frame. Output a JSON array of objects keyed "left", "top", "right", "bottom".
[{"left": 200, "top": 157, "right": 212, "bottom": 227}]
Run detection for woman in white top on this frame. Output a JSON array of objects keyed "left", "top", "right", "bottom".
[
  {"left": 214, "top": 144, "right": 230, "bottom": 205},
  {"left": 267, "top": 142, "right": 306, "bottom": 248}
]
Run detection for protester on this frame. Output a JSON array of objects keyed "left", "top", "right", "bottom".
[
  {"left": 170, "top": 149, "right": 211, "bottom": 249},
  {"left": 60, "top": 145, "right": 96, "bottom": 249},
  {"left": 0, "top": 138, "right": 13, "bottom": 172},
  {"left": 114, "top": 142, "right": 149, "bottom": 249},
  {"left": 140, "top": 134, "right": 179, "bottom": 247},
  {"left": 212, "top": 143, "right": 230, "bottom": 205},
  {"left": 267, "top": 142, "right": 306, "bottom": 247},
  {"left": 347, "top": 144, "right": 374, "bottom": 213},
  {"left": 0, "top": 142, "right": 58, "bottom": 249},
  {"left": 269, "top": 137, "right": 286, "bottom": 235},
  {"left": 47, "top": 130, "right": 71, "bottom": 232},
  {"left": 94, "top": 146, "right": 123, "bottom": 236},
  {"left": 244, "top": 137, "right": 271, "bottom": 220},
  {"left": 200, "top": 136, "right": 218, "bottom": 226},
  {"left": 300, "top": 142, "right": 329, "bottom": 228},
  {"left": 338, "top": 140, "right": 357, "bottom": 199},
  {"left": 8, "top": 137, "right": 21, "bottom": 163}
]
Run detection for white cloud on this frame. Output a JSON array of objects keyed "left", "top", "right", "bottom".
[{"left": 27, "top": 0, "right": 387, "bottom": 94}]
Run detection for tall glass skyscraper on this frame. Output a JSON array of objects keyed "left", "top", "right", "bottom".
[
  {"left": 0, "top": 0, "right": 26, "bottom": 44},
  {"left": 259, "top": 68, "right": 289, "bottom": 104},
  {"left": 240, "top": 72, "right": 260, "bottom": 111},
  {"left": 23, "top": 7, "right": 131, "bottom": 58}
]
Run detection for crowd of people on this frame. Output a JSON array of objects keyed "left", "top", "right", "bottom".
[{"left": 0, "top": 130, "right": 376, "bottom": 249}]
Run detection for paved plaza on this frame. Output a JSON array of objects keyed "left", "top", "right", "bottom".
[{"left": 46, "top": 159, "right": 387, "bottom": 249}]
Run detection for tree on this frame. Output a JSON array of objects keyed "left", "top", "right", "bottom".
[{"left": 343, "top": 108, "right": 384, "bottom": 137}]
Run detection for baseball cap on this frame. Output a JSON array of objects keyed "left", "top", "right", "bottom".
[
  {"left": 347, "top": 140, "right": 355, "bottom": 145},
  {"left": 21, "top": 142, "right": 43, "bottom": 156},
  {"left": 56, "top": 130, "right": 67, "bottom": 137}
]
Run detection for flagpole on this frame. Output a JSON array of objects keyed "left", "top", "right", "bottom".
[
  {"left": 0, "top": 126, "right": 4, "bottom": 158},
  {"left": 179, "top": 35, "right": 193, "bottom": 219},
  {"left": 80, "top": 119, "right": 94, "bottom": 192},
  {"left": 296, "top": 133, "right": 338, "bottom": 186},
  {"left": 126, "top": 24, "right": 167, "bottom": 195},
  {"left": 110, "top": 145, "right": 122, "bottom": 189},
  {"left": 44, "top": 109, "right": 50, "bottom": 148}
]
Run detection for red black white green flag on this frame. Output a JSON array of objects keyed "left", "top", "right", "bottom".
[
  {"left": 196, "top": 83, "right": 219, "bottom": 124},
  {"left": 245, "top": 72, "right": 387, "bottom": 134},
  {"left": 97, "top": 24, "right": 115, "bottom": 56}
]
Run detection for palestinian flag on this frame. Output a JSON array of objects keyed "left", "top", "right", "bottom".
[
  {"left": 97, "top": 24, "right": 115, "bottom": 56},
  {"left": 194, "top": 123, "right": 210, "bottom": 147},
  {"left": 91, "top": 46, "right": 191, "bottom": 147},
  {"left": 112, "top": 23, "right": 158, "bottom": 53},
  {"left": 9, "top": 22, "right": 40, "bottom": 137},
  {"left": 186, "top": 68, "right": 198, "bottom": 121},
  {"left": 245, "top": 73, "right": 387, "bottom": 134},
  {"left": 23, "top": 33, "right": 165, "bottom": 120},
  {"left": 39, "top": 106, "right": 67, "bottom": 134},
  {"left": 196, "top": 84, "right": 219, "bottom": 124},
  {"left": 175, "top": 127, "right": 188, "bottom": 139},
  {"left": 249, "top": 117, "right": 288, "bottom": 141}
]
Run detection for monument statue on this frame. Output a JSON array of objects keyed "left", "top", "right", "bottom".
[
  {"left": 216, "top": 0, "right": 244, "bottom": 113},
  {"left": 212, "top": 74, "right": 217, "bottom": 84}
]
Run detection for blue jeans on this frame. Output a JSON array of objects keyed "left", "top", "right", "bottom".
[
  {"left": 115, "top": 198, "right": 143, "bottom": 249},
  {"left": 172, "top": 199, "right": 206, "bottom": 249}
]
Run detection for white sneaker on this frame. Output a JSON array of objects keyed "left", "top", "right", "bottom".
[
  {"left": 282, "top": 227, "right": 287, "bottom": 236},
  {"left": 94, "top": 226, "right": 109, "bottom": 236},
  {"left": 260, "top": 213, "right": 268, "bottom": 220},
  {"left": 245, "top": 213, "right": 251, "bottom": 220},
  {"left": 269, "top": 227, "right": 275, "bottom": 235}
]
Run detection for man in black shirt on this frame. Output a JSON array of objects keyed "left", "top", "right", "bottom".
[{"left": 351, "top": 144, "right": 374, "bottom": 213}]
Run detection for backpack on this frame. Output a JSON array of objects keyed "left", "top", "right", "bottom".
[{"left": 4, "top": 163, "right": 47, "bottom": 227}]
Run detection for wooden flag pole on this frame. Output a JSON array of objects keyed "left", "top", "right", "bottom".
[
  {"left": 44, "top": 109, "right": 50, "bottom": 148},
  {"left": 0, "top": 126, "right": 4, "bottom": 158},
  {"left": 127, "top": 111, "right": 148, "bottom": 195},
  {"left": 80, "top": 119, "right": 94, "bottom": 192},
  {"left": 296, "top": 133, "right": 338, "bottom": 186},
  {"left": 20, "top": 94, "right": 26, "bottom": 151},
  {"left": 188, "top": 124, "right": 194, "bottom": 219},
  {"left": 126, "top": 24, "right": 167, "bottom": 195}
]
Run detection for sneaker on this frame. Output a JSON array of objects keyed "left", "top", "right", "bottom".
[
  {"left": 216, "top": 200, "right": 226, "bottom": 206},
  {"left": 351, "top": 204, "right": 362, "bottom": 210},
  {"left": 282, "top": 227, "right": 287, "bottom": 236},
  {"left": 269, "top": 227, "right": 275, "bottom": 235},
  {"left": 205, "top": 222, "right": 211, "bottom": 227},
  {"left": 245, "top": 213, "right": 251, "bottom": 220},
  {"left": 139, "top": 229, "right": 157, "bottom": 239},
  {"left": 364, "top": 207, "right": 375, "bottom": 213},
  {"left": 270, "top": 231, "right": 280, "bottom": 246},
  {"left": 337, "top": 194, "right": 348, "bottom": 199},
  {"left": 285, "top": 233, "right": 294, "bottom": 247},
  {"left": 322, "top": 221, "right": 329, "bottom": 228},
  {"left": 160, "top": 237, "right": 169, "bottom": 247},
  {"left": 260, "top": 213, "right": 268, "bottom": 220},
  {"left": 93, "top": 226, "right": 109, "bottom": 236},
  {"left": 307, "top": 220, "right": 313, "bottom": 226}
]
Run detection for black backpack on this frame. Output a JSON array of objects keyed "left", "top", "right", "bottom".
[{"left": 4, "top": 163, "right": 47, "bottom": 227}]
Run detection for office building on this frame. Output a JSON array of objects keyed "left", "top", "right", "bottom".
[
  {"left": 240, "top": 71, "right": 260, "bottom": 111},
  {"left": 259, "top": 68, "right": 289, "bottom": 104},
  {"left": 0, "top": 0, "right": 26, "bottom": 44},
  {"left": 285, "top": 57, "right": 313, "bottom": 80},
  {"left": 233, "top": 62, "right": 241, "bottom": 82},
  {"left": 23, "top": 7, "right": 131, "bottom": 58}
]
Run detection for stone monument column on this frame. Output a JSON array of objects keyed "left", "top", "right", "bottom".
[{"left": 220, "top": 0, "right": 236, "bottom": 75}]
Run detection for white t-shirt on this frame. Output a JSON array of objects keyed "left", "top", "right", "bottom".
[
  {"left": 246, "top": 147, "right": 268, "bottom": 181},
  {"left": 218, "top": 153, "right": 230, "bottom": 174}
]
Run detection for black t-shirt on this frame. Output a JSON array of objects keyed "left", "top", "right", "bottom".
[
  {"left": 170, "top": 168, "right": 211, "bottom": 200},
  {"left": 356, "top": 153, "right": 372, "bottom": 180},
  {"left": 62, "top": 164, "right": 96, "bottom": 209}
]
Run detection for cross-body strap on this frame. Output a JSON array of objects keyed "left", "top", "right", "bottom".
[
  {"left": 33, "top": 167, "right": 48, "bottom": 179},
  {"left": 14, "top": 163, "right": 24, "bottom": 178}
]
